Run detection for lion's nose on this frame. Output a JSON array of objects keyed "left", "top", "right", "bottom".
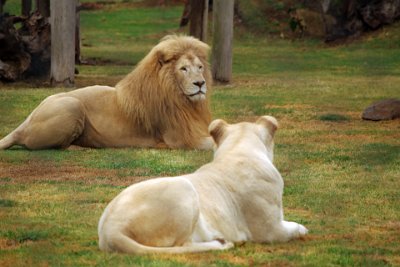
[{"left": 193, "top": 81, "right": 205, "bottom": 88}]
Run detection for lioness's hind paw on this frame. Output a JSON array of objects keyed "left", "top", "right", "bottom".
[
  {"left": 215, "top": 238, "right": 234, "bottom": 250},
  {"left": 222, "top": 241, "right": 234, "bottom": 250}
]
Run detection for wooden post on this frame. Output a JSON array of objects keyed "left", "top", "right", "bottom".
[
  {"left": 22, "top": 0, "right": 32, "bottom": 16},
  {"left": 189, "top": 0, "right": 208, "bottom": 42},
  {"left": 50, "top": 0, "right": 76, "bottom": 87},
  {"left": 211, "top": 0, "right": 234, "bottom": 83}
]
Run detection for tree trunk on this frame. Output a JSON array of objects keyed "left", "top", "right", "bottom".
[
  {"left": 0, "top": 12, "right": 50, "bottom": 81},
  {"left": 22, "top": 0, "right": 32, "bottom": 16},
  {"left": 180, "top": 0, "right": 190, "bottom": 27},
  {"left": 0, "top": 0, "right": 6, "bottom": 14},
  {"left": 319, "top": 0, "right": 330, "bottom": 37},
  {"left": 321, "top": 0, "right": 331, "bottom": 13},
  {"left": 50, "top": 0, "right": 76, "bottom": 87},
  {"left": 0, "top": 15, "right": 30, "bottom": 81},
  {"left": 75, "top": 0, "right": 81, "bottom": 64},
  {"left": 189, "top": 0, "right": 208, "bottom": 42},
  {"left": 36, "top": 0, "right": 50, "bottom": 17},
  {"left": 211, "top": 0, "right": 234, "bottom": 83}
]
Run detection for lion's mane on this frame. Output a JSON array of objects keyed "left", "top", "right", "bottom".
[{"left": 115, "top": 35, "right": 212, "bottom": 148}]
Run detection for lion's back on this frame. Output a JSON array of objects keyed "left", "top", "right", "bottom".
[{"left": 67, "top": 85, "right": 116, "bottom": 100}]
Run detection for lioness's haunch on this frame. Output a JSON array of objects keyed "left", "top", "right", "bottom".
[
  {"left": 98, "top": 116, "right": 308, "bottom": 254},
  {"left": 0, "top": 35, "right": 213, "bottom": 150}
]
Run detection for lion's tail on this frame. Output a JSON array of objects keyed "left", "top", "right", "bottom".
[
  {"left": 100, "top": 233, "right": 233, "bottom": 254},
  {"left": 0, "top": 118, "right": 29, "bottom": 150},
  {"left": 0, "top": 132, "right": 17, "bottom": 150}
]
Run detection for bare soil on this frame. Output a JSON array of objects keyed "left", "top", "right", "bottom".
[{"left": 0, "top": 161, "right": 150, "bottom": 186}]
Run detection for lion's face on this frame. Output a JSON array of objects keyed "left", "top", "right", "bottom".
[{"left": 175, "top": 54, "right": 207, "bottom": 102}]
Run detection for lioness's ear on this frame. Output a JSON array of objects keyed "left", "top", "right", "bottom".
[
  {"left": 208, "top": 119, "right": 228, "bottom": 146},
  {"left": 256, "top": 116, "right": 278, "bottom": 137}
]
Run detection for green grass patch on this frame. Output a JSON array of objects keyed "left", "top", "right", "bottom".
[
  {"left": 357, "top": 143, "right": 400, "bottom": 167},
  {"left": 2, "top": 229, "right": 49, "bottom": 243},
  {"left": 80, "top": 5, "right": 183, "bottom": 64},
  {"left": 81, "top": 149, "right": 211, "bottom": 176},
  {"left": 0, "top": 199, "right": 16, "bottom": 207}
]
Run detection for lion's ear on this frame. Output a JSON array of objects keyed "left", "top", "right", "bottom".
[
  {"left": 196, "top": 42, "right": 210, "bottom": 60},
  {"left": 209, "top": 119, "right": 228, "bottom": 146},
  {"left": 157, "top": 50, "right": 167, "bottom": 66},
  {"left": 256, "top": 116, "right": 278, "bottom": 137},
  {"left": 156, "top": 50, "right": 175, "bottom": 67}
]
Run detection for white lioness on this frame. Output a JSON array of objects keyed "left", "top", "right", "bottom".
[{"left": 98, "top": 116, "right": 308, "bottom": 254}]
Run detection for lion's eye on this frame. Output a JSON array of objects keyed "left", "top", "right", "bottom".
[
  {"left": 180, "top": 67, "right": 188, "bottom": 72},
  {"left": 198, "top": 65, "right": 203, "bottom": 70}
]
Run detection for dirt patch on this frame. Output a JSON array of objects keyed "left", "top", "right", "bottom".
[
  {"left": 80, "top": 2, "right": 118, "bottom": 11},
  {"left": 80, "top": 57, "right": 133, "bottom": 66},
  {"left": 0, "top": 238, "right": 21, "bottom": 250},
  {"left": 80, "top": 1, "right": 184, "bottom": 11},
  {"left": 0, "top": 161, "right": 152, "bottom": 186}
]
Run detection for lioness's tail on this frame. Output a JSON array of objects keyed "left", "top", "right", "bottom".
[{"left": 100, "top": 233, "right": 233, "bottom": 254}]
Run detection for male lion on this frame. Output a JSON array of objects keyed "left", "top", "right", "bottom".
[
  {"left": 0, "top": 35, "right": 213, "bottom": 150},
  {"left": 98, "top": 116, "right": 308, "bottom": 254}
]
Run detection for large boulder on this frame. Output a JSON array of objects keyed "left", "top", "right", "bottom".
[
  {"left": 360, "top": 0, "right": 400, "bottom": 29},
  {"left": 362, "top": 99, "right": 400, "bottom": 121},
  {"left": 300, "top": 0, "right": 400, "bottom": 41},
  {"left": 0, "top": 12, "right": 50, "bottom": 82}
]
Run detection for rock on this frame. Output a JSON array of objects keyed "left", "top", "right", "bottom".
[
  {"left": 302, "top": 0, "right": 400, "bottom": 41},
  {"left": 362, "top": 99, "right": 400, "bottom": 121},
  {"left": 292, "top": 8, "right": 337, "bottom": 38},
  {"left": 0, "top": 12, "right": 50, "bottom": 81},
  {"left": 360, "top": 0, "right": 400, "bottom": 29}
]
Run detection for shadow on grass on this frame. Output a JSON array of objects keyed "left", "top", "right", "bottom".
[
  {"left": 356, "top": 143, "right": 400, "bottom": 167},
  {"left": 318, "top": 113, "right": 350, "bottom": 122}
]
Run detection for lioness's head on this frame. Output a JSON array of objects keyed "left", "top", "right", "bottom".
[
  {"left": 155, "top": 35, "right": 211, "bottom": 102},
  {"left": 209, "top": 116, "right": 278, "bottom": 161}
]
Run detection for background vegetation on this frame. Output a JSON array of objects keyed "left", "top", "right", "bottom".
[{"left": 1, "top": 1, "right": 399, "bottom": 266}]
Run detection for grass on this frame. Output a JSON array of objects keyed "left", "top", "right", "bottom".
[
  {"left": 1, "top": 2, "right": 400, "bottom": 267},
  {"left": 80, "top": 4, "right": 183, "bottom": 64}
]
